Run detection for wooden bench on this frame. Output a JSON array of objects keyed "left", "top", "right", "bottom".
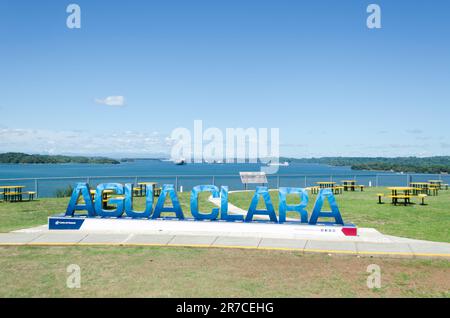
[
  {"left": 417, "top": 194, "right": 427, "bottom": 205},
  {"left": 27, "top": 191, "right": 36, "bottom": 201},
  {"left": 412, "top": 188, "right": 428, "bottom": 195},
  {"left": 3, "top": 192, "right": 23, "bottom": 202},
  {"left": 376, "top": 193, "right": 384, "bottom": 204},
  {"left": 427, "top": 187, "right": 439, "bottom": 196},
  {"left": 344, "top": 185, "right": 364, "bottom": 191},
  {"left": 389, "top": 195, "right": 412, "bottom": 206}
]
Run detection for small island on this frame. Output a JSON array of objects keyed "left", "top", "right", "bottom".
[{"left": 0, "top": 152, "right": 120, "bottom": 164}]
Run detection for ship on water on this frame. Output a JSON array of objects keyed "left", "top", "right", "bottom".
[
  {"left": 267, "top": 161, "right": 290, "bottom": 167},
  {"left": 174, "top": 158, "right": 186, "bottom": 165}
]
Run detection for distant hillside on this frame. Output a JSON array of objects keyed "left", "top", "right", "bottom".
[
  {"left": 0, "top": 152, "right": 120, "bottom": 164},
  {"left": 281, "top": 156, "right": 450, "bottom": 174}
]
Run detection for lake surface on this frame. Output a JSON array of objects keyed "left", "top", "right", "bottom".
[{"left": 0, "top": 160, "right": 447, "bottom": 197}]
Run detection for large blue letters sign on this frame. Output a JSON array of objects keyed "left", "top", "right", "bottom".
[
  {"left": 125, "top": 183, "right": 153, "bottom": 218},
  {"left": 152, "top": 184, "right": 184, "bottom": 219},
  {"left": 278, "top": 187, "right": 309, "bottom": 223},
  {"left": 220, "top": 186, "right": 244, "bottom": 222},
  {"left": 65, "top": 183, "right": 95, "bottom": 217},
  {"left": 64, "top": 183, "right": 347, "bottom": 227},
  {"left": 245, "top": 186, "right": 278, "bottom": 223},
  {"left": 309, "top": 189, "right": 344, "bottom": 225},
  {"left": 95, "top": 183, "right": 125, "bottom": 218},
  {"left": 190, "top": 185, "right": 220, "bottom": 220}
]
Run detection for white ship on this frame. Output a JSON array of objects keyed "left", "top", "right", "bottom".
[{"left": 267, "top": 161, "right": 289, "bottom": 166}]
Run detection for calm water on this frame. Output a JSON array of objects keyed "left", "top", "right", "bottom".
[
  {"left": 0, "top": 160, "right": 373, "bottom": 178},
  {"left": 0, "top": 160, "right": 447, "bottom": 197}
]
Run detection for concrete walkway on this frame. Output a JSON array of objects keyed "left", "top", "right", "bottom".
[{"left": 1, "top": 231, "right": 450, "bottom": 258}]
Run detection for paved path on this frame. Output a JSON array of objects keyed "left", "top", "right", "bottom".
[{"left": 1, "top": 230, "right": 449, "bottom": 259}]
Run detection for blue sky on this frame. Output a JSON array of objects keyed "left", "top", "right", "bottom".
[{"left": 0, "top": 0, "right": 449, "bottom": 157}]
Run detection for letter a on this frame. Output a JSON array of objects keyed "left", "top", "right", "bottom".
[
  {"left": 367, "top": 4, "right": 381, "bottom": 29},
  {"left": 66, "top": 4, "right": 81, "bottom": 29},
  {"left": 245, "top": 187, "right": 278, "bottom": 223},
  {"left": 152, "top": 184, "right": 184, "bottom": 219},
  {"left": 65, "top": 183, "right": 95, "bottom": 217},
  {"left": 309, "top": 189, "right": 344, "bottom": 225}
]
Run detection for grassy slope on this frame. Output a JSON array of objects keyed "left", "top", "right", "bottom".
[
  {"left": 0, "top": 246, "right": 448, "bottom": 297},
  {"left": 0, "top": 192, "right": 215, "bottom": 233},
  {"left": 228, "top": 187, "right": 450, "bottom": 243}
]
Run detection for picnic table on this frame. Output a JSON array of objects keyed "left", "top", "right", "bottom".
[
  {"left": 90, "top": 189, "right": 114, "bottom": 209},
  {"left": 428, "top": 180, "right": 443, "bottom": 190},
  {"left": 0, "top": 185, "right": 25, "bottom": 202},
  {"left": 316, "top": 181, "right": 336, "bottom": 189},
  {"left": 409, "top": 182, "right": 429, "bottom": 195},
  {"left": 387, "top": 187, "right": 414, "bottom": 206},
  {"left": 137, "top": 182, "right": 158, "bottom": 196},
  {"left": 428, "top": 184, "right": 440, "bottom": 196},
  {"left": 340, "top": 180, "right": 360, "bottom": 191},
  {"left": 310, "top": 183, "right": 343, "bottom": 195}
]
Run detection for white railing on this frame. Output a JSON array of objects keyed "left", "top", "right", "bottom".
[{"left": 0, "top": 173, "right": 447, "bottom": 198}]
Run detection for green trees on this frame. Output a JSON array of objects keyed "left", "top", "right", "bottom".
[
  {"left": 0, "top": 152, "right": 120, "bottom": 164},
  {"left": 281, "top": 156, "right": 450, "bottom": 174}
]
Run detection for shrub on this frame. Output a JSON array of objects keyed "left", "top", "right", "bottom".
[{"left": 55, "top": 185, "right": 74, "bottom": 198}]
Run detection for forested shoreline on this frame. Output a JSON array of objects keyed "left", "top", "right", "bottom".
[
  {"left": 282, "top": 157, "right": 450, "bottom": 174},
  {"left": 0, "top": 152, "right": 120, "bottom": 164}
]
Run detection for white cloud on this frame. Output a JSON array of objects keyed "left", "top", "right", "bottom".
[
  {"left": 95, "top": 96, "right": 125, "bottom": 107},
  {"left": 406, "top": 129, "right": 423, "bottom": 134},
  {"left": 0, "top": 128, "right": 171, "bottom": 156}
]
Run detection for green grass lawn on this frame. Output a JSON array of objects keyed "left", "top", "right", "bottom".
[
  {"left": 0, "top": 246, "right": 448, "bottom": 297},
  {"left": 0, "top": 192, "right": 215, "bottom": 233},
  {"left": 228, "top": 187, "right": 450, "bottom": 243}
]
